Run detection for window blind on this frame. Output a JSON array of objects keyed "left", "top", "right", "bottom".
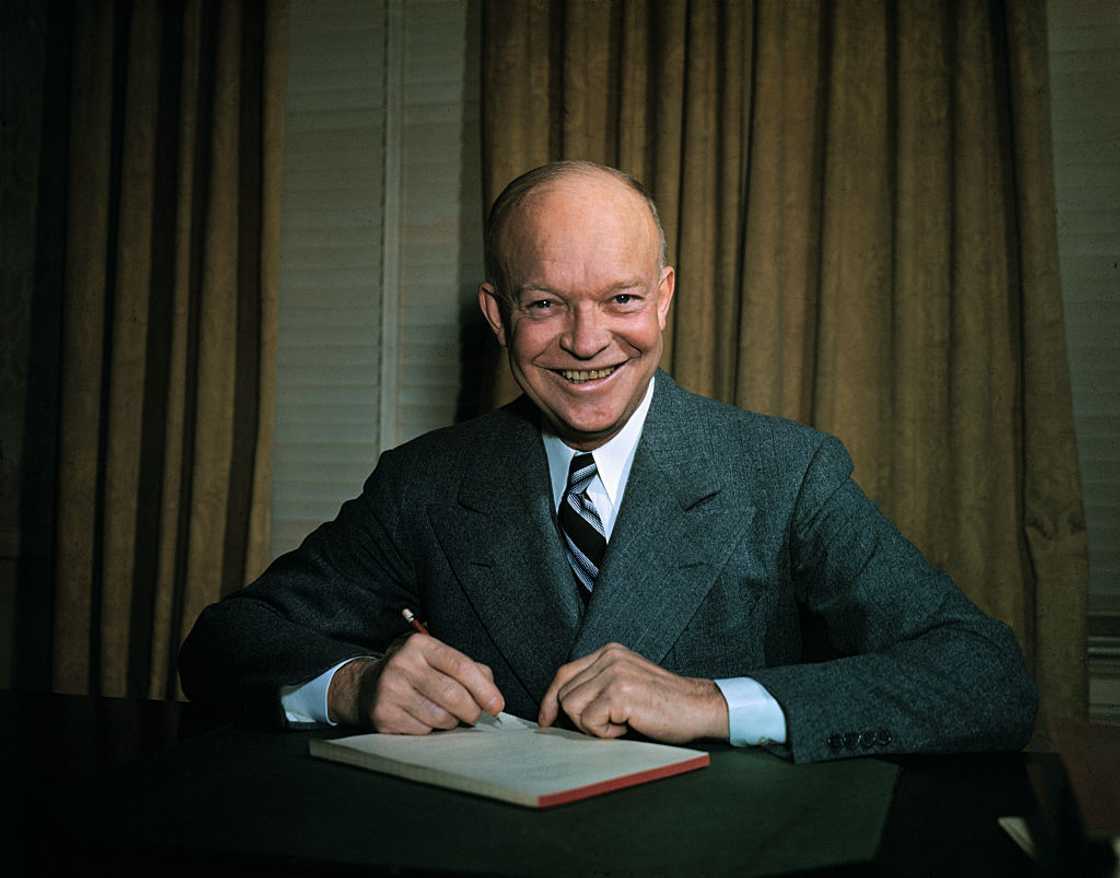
[
  {"left": 271, "top": 0, "right": 483, "bottom": 560},
  {"left": 1048, "top": 0, "right": 1120, "bottom": 606},
  {"left": 393, "top": 0, "right": 484, "bottom": 446},
  {"left": 1047, "top": 0, "right": 1120, "bottom": 723},
  {"left": 272, "top": 0, "right": 388, "bottom": 559}
]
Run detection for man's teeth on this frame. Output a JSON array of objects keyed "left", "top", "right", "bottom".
[{"left": 560, "top": 367, "right": 617, "bottom": 383}]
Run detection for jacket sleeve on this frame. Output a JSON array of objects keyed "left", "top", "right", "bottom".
[
  {"left": 177, "top": 448, "right": 416, "bottom": 723},
  {"left": 748, "top": 436, "right": 1038, "bottom": 763}
]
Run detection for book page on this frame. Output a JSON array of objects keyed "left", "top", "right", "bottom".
[
  {"left": 310, "top": 712, "right": 709, "bottom": 807},
  {"left": 469, "top": 711, "right": 538, "bottom": 732}
]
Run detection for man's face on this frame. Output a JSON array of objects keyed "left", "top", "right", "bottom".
[{"left": 479, "top": 173, "right": 675, "bottom": 451}]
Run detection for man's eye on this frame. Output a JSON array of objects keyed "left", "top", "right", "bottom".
[
  {"left": 613, "top": 294, "right": 639, "bottom": 306},
  {"left": 526, "top": 299, "right": 553, "bottom": 311}
]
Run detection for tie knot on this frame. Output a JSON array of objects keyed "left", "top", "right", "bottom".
[{"left": 567, "top": 453, "right": 597, "bottom": 494}]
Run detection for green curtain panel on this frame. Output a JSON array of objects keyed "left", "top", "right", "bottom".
[
  {"left": 52, "top": 0, "right": 288, "bottom": 699},
  {"left": 480, "top": 0, "right": 1088, "bottom": 726}
]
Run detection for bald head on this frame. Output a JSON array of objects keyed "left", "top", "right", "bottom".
[{"left": 484, "top": 161, "right": 667, "bottom": 310}]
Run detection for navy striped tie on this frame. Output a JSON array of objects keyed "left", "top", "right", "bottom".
[{"left": 560, "top": 453, "right": 607, "bottom": 600}]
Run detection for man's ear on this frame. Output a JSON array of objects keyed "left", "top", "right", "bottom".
[
  {"left": 478, "top": 282, "right": 508, "bottom": 347},
  {"left": 656, "top": 266, "right": 676, "bottom": 331}
]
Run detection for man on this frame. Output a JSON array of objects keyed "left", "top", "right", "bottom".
[{"left": 179, "top": 161, "right": 1037, "bottom": 763}]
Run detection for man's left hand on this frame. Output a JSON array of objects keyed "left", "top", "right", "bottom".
[{"left": 537, "top": 643, "right": 729, "bottom": 744}]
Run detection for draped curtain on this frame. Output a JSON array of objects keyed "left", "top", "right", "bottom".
[
  {"left": 481, "top": 0, "right": 1088, "bottom": 724},
  {"left": 51, "top": 0, "right": 287, "bottom": 699}
]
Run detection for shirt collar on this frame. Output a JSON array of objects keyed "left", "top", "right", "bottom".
[{"left": 542, "top": 375, "right": 656, "bottom": 509}]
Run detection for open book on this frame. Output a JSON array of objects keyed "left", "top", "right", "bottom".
[{"left": 308, "top": 712, "right": 710, "bottom": 808}]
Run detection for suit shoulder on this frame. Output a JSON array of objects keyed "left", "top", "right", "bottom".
[
  {"left": 668, "top": 382, "right": 835, "bottom": 464},
  {"left": 374, "top": 400, "right": 534, "bottom": 481}
]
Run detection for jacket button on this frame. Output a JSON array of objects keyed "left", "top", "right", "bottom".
[
  {"left": 858, "top": 731, "right": 876, "bottom": 750},
  {"left": 876, "top": 729, "right": 893, "bottom": 747},
  {"left": 843, "top": 732, "right": 859, "bottom": 750},
  {"left": 827, "top": 733, "right": 843, "bottom": 751}
]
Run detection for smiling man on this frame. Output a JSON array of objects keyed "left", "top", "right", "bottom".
[
  {"left": 180, "top": 161, "right": 1038, "bottom": 761},
  {"left": 478, "top": 163, "right": 674, "bottom": 451}
]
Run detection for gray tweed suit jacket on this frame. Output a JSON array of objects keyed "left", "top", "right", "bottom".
[{"left": 179, "top": 371, "right": 1037, "bottom": 763}]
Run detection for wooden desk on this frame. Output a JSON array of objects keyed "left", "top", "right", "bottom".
[{"left": 5, "top": 692, "right": 1111, "bottom": 877}]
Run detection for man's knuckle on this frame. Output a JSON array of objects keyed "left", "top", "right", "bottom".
[
  {"left": 602, "top": 643, "right": 628, "bottom": 662},
  {"left": 436, "top": 677, "right": 465, "bottom": 707},
  {"left": 432, "top": 710, "right": 458, "bottom": 730},
  {"left": 445, "top": 653, "right": 468, "bottom": 678},
  {"left": 370, "top": 703, "right": 395, "bottom": 729}
]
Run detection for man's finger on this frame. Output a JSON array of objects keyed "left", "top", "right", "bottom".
[
  {"left": 548, "top": 643, "right": 631, "bottom": 720},
  {"left": 412, "top": 668, "right": 488, "bottom": 725},
  {"left": 371, "top": 662, "right": 459, "bottom": 731},
  {"left": 573, "top": 685, "right": 631, "bottom": 738},
  {"left": 555, "top": 655, "right": 613, "bottom": 706},
  {"left": 412, "top": 636, "right": 505, "bottom": 718},
  {"left": 550, "top": 669, "right": 626, "bottom": 737},
  {"left": 539, "top": 651, "right": 601, "bottom": 726},
  {"left": 369, "top": 699, "right": 439, "bottom": 735},
  {"left": 399, "top": 690, "right": 461, "bottom": 731}
]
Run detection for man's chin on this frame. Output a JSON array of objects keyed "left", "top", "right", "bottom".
[
  {"left": 544, "top": 413, "right": 626, "bottom": 449},
  {"left": 529, "top": 381, "right": 651, "bottom": 448}
]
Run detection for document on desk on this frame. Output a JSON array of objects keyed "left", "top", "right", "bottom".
[{"left": 308, "top": 712, "right": 710, "bottom": 808}]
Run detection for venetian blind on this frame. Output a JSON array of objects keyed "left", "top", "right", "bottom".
[
  {"left": 272, "top": 0, "right": 388, "bottom": 559},
  {"left": 392, "top": 0, "right": 484, "bottom": 446},
  {"left": 1048, "top": 0, "right": 1120, "bottom": 605},
  {"left": 272, "top": 0, "right": 483, "bottom": 560}
]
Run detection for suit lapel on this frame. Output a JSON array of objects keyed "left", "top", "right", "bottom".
[
  {"left": 428, "top": 399, "right": 580, "bottom": 704},
  {"left": 570, "top": 374, "right": 757, "bottom": 664}
]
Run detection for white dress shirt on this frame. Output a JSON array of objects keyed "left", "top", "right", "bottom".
[{"left": 282, "top": 376, "right": 788, "bottom": 746}]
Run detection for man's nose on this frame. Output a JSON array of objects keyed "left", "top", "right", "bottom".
[{"left": 560, "top": 305, "right": 609, "bottom": 358}]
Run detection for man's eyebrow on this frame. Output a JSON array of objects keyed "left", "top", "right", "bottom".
[
  {"left": 603, "top": 279, "right": 645, "bottom": 292},
  {"left": 516, "top": 280, "right": 645, "bottom": 297},
  {"left": 517, "top": 283, "right": 562, "bottom": 296}
]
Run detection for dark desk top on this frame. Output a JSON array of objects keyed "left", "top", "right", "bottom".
[{"left": 4, "top": 691, "right": 1112, "bottom": 877}]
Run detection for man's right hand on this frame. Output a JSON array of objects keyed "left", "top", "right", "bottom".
[{"left": 327, "top": 634, "right": 504, "bottom": 733}]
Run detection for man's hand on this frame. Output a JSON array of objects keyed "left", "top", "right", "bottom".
[
  {"left": 538, "top": 643, "right": 729, "bottom": 744},
  {"left": 328, "top": 634, "right": 504, "bottom": 733}
]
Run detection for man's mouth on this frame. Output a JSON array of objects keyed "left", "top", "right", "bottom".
[{"left": 556, "top": 365, "right": 620, "bottom": 384}]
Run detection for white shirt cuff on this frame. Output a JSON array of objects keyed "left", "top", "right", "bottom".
[
  {"left": 714, "top": 676, "right": 788, "bottom": 747},
  {"left": 280, "top": 658, "right": 365, "bottom": 725}
]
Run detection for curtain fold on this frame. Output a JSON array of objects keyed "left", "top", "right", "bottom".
[
  {"left": 52, "top": 0, "right": 287, "bottom": 699},
  {"left": 481, "top": 0, "right": 1087, "bottom": 723}
]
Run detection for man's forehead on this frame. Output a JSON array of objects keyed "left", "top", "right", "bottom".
[
  {"left": 506, "top": 234, "right": 655, "bottom": 292},
  {"left": 517, "top": 171, "right": 647, "bottom": 219},
  {"left": 503, "top": 179, "right": 656, "bottom": 256}
]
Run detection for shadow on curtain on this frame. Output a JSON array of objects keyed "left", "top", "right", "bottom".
[
  {"left": 43, "top": 0, "right": 287, "bottom": 699},
  {"left": 480, "top": 0, "right": 1087, "bottom": 725}
]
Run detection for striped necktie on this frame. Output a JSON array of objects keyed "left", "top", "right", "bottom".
[{"left": 560, "top": 453, "right": 607, "bottom": 600}]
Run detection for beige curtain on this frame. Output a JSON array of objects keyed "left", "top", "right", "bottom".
[
  {"left": 52, "top": 0, "right": 287, "bottom": 699},
  {"left": 482, "top": 0, "right": 1088, "bottom": 724}
]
